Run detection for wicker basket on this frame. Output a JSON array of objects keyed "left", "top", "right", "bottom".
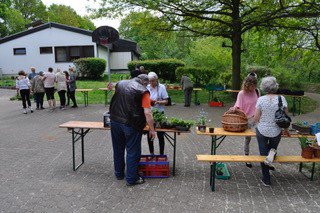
[{"left": 221, "top": 109, "right": 248, "bottom": 132}]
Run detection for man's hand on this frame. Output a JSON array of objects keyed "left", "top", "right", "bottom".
[{"left": 149, "top": 130, "right": 156, "bottom": 140}]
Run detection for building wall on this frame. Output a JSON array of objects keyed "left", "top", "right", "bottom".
[
  {"left": 0, "top": 27, "right": 98, "bottom": 75},
  {"left": 110, "top": 52, "right": 132, "bottom": 71}
]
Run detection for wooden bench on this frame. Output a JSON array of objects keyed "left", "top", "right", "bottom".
[{"left": 197, "top": 154, "right": 320, "bottom": 191}]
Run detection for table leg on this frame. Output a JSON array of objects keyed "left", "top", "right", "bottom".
[
  {"left": 299, "top": 162, "right": 316, "bottom": 180},
  {"left": 71, "top": 128, "right": 90, "bottom": 171},
  {"left": 210, "top": 135, "right": 217, "bottom": 191},
  {"left": 173, "top": 132, "right": 177, "bottom": 176},
  {"left": 194, "top": 90, "right": 200, "bottom": 105},
  {"left": 104, "top": 91, "right": 108, "bottom": 107},
  {"left": 292, "top": 97, "right": 296, "bottom": 116}
]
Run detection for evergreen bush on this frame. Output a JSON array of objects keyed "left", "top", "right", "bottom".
[{"left": 73, "top": 58, "right": 106, "bottom": 80}]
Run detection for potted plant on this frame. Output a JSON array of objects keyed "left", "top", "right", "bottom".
[
  {"left": 152, "top": 108, "right": 166, "bottom": 128},
  {"left": 292, "top": 121, "right": 311, "bottom": 134},
  {"left": 167, "top": 117, "right": 194, "bottom": 131},
  {"left": 299, "top": 137, "right": 313, "bottom": 159}
]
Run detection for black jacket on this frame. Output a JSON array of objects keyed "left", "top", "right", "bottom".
[{"left": 109, "top": 78, "right": 149, "bottom": 131}]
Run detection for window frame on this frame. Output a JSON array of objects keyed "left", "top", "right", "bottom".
[
  {"left": 13, "top": 48, "right": 26, "bottom": 55},
  {"left": 54, "top": 45, "right": 94, "bottom": 62},
  {"left": 40, "top": 46, "right": 53, "bottom": 54}
]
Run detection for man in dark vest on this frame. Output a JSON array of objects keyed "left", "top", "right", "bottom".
[{"left": 109, "top": 74, "right": 156, "bottom": 186}]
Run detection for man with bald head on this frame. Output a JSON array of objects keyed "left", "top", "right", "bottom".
[{"left": 109, "top": 74, "right": 156, "bottom": 186}]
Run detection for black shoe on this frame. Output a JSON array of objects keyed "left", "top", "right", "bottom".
[
  {"left": 40, "top": 107, "right": 45, "bottom": 110},
  {"left": 184, "top": 105, "right": 190, "bottom": 107},
  {"left": 126, "top": 177, "right": 145, "bottom": 186},
  {"left": 116, "top": 176, "right": 124, "bottom": 180},
  {"left": 261, "top": 179, "right": 271, "bottom": 187},
  {"left": 268, "top": 165, "right": 275, "bottom": 171},
  {"left": 71, "top": 105, "right": 78, "bottom": 108},
  {"left": 245, "top": 162, "right": 253, "bottom": 168}
]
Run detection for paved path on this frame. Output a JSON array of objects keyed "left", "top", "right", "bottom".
[{"left": 0, "top": 89, "right": 320, "bottom": 212}]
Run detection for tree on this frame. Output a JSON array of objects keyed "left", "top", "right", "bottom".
[
  {"left": 47, "top": 4, "right": 95, "bottom": 31},
  {"left": 92, "top": 0, "right": 320, "bottom": 89},
  {"left": 12, "top": 0, "right": 47, "bottom": 21},
  {"left": 119, "top": 11, "right": 192, "bottom": 59}
]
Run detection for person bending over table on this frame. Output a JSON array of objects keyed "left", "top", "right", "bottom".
[
  {"left": 147, "top": 72, "right": 169, "bottom": 155},
  {"left": 254, "top": 76, "right": 290, "bottom": 187},
  {"left": 230, "top": 75, "right": 259, "bottom": 168},
  {"left": 109, "top": 74, "right": 156, "bottom": 186}
]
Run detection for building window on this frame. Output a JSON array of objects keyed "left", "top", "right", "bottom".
[
  {"left": 13, "top": 48, "right": 26, "bottom": 55},
  {"left": 40, "top": 47, "right": 53, "bottom": 54},
  {"left": 54, "top": 46, "right": 94, "bottom": 62}
]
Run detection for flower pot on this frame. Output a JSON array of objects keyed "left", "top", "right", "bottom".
[
  {"left": 313, "top": 148, "right": 320, "bottom": 158},
  {"left": 175, "top": 126, "right": 190, "bottom": 131},
  {"left": 198, "top": 125, "right": 206, "bottom": 133},
  {"left": 301, "top": 146, "right": 314, "bottom": 159},
  {"left": 209, "top": 127, "right": 215, "bottom": 133}
]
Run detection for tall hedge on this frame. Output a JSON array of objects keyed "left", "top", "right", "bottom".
[
  {"left": 73, "top": 58, "right": 106, "bottom": 80},
  {"left": 128, "top": 59, "right": 185, "bottom": 83},
  {"left": 175, "top": 66, "right": 222, "bottom": 86}
]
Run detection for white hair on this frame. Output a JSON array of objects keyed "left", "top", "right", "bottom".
[
  {"left": 260, "top": 76, "right": 279, "bottom": 94},
  {"left": 148, "top": 72, "right": 158, "bottom": 80}
]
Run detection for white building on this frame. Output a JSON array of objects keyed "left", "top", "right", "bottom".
[{"left": 0, "top": 22, "right": 140, "bottom": 75}]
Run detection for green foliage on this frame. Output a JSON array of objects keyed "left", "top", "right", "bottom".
[
  {"left": 152, "top": 108, "right": 166, "bottom": 124},
  {"left": 128, "top": 59, "right": 185, "bottom": 82},
  {"left": 47, "top": 4, "right": 95, "bottom": 30},
  {"left": 245, "top": 65, "right": 271, "bottom": 79},
  {"left": 73, "top": 58, "right": 106, "bottom": 80},
  {"left": 119, "top": 11, "right": 192, "bottom": 60},
  {"left": 299, "top": 137, "right": 312, "bottom": 149},
  {"left": 167, "top": 117, "right": 194, "bottom": 128},
  {"left": 176, "top": 66, "right": 217, "bottom": 86}
]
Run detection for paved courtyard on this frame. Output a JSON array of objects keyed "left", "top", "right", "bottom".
[{"left": 0, "top": 89, "right": 320, "bottom": 212}]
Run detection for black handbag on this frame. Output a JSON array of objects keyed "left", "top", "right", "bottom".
[{"left": 275, "top": 96, "right": 291, "bottom": 128}]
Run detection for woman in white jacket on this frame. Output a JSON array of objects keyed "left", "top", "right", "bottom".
[
  {"left": 55, "top": 69, "right": 67, "bottom": 110},
  {"left": 16, "top": 70, "right": 33, "bottom": 114}
]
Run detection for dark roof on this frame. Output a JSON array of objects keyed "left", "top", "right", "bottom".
[
  {"left": 0, "top": 22, "right": 92, "bottom": 44},
  {"left": 0, "top": 22, "right": 140, "bottom": 56}
]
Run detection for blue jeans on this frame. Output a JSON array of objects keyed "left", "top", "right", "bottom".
[
  {"left": 256, "top": 128, "right": 281, "bottom": 184},
  {"left": 111, "top": 120, "right": 142, "bottom": 184}
]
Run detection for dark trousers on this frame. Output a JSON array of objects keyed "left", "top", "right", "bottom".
[
  {"left": 69, "top": 90, "right": 77, "bottom": 107},
  {"left": 58, "top": 90, "right": 66, "bottom": 107},
  {"left": 256, "top": 128, "right": 281, "bottom": 183},
  {"left": 66, "top": 87, "right": 70, "bottom": 105},
  {"left": 184, "top": 87, "right": 193, "bottom": 106},
  {"left": 147, "top": 132, "right": 165, "bottom": 155},
  {"left": 20, "top": 89, "right": 31, "bottom": 108},
  {"left": 34, "top": 92, "right": 44, "bottom": 108},
  {"left": 111, "top": 120, "right": 142, "bottom": 184}
]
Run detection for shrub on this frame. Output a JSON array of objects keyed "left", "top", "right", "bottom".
[
  {"left": 245, "top": 65, "right": 272, "bottom": 78},
  {"left": 73, "top": 58, "right": 106, "bottom": 80},
  {"left": 128, "top": 59, "right": 185, "bottom": 82},
  {"left": 176, "top": 66, "right": 224, "bottom": 87}
]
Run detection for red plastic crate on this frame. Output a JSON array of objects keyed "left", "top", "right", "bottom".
[
  {"left": 209, "top": 101, "right": 223, "bottom": 107},
  {"left": 138, "top": 155, "right": 170, "bottom": 178}
]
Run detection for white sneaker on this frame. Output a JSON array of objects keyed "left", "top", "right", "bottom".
[
  {"left": 264, "top": 148, "right": 276, "bottom": 165},
  {"left": 22, "top": 109, "right": 27, "bottom": 114},
  {"left": 29, "top": 107, "right": 34, "bottom": 113}
]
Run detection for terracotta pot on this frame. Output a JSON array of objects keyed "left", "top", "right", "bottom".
[
  {"left": 301, "top": 147, "right": 314, "bottom": 159},
  {"left": 313, "top": 148, "right": 320, "bottom": 158}
]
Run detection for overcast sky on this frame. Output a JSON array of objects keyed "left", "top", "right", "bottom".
[{"left": 42, "top": 0, "right": 121, "bottom": 29}]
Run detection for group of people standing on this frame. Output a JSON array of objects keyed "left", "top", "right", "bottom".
[
  {"left": 232, "top": 72, "right": 290, "bottom": 186},
  {"left": 15, "top": 67, "right": 78, "bottom": 114}
]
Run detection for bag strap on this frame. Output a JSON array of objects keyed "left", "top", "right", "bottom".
[{"left": 278, "top": 95, "right": 283, "bottom": 108}]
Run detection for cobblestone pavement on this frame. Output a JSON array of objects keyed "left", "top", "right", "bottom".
[{"left": 0, "top": 89, "right": 320, "bottom": 213}]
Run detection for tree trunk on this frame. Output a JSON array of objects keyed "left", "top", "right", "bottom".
[{"left": 231, "top": 0, "right": 242, "bottom": 90}]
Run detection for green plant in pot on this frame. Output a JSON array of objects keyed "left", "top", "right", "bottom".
[
  {"left": 299, "top": 137, "right": 313, "bottom": 159},
  {"left": 152, "top": 108, "right": 166, "bottom": 128},
  {"left": 168, "top": 117, "right": 194, "bottom": 131},
  {"left": 197, "top": 109, "right": 207, "bottom": 132}
]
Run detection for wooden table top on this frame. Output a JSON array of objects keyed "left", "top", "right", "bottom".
[
  {"left": 98, "top": 88, "right": 115, "bottom": 91},
  {"left": 76, "top": 89, "right": 93, "bottom": 92},
  {"left": 60, "top": 121, "right": 190, "bottom": 133},
  {"left": 196, "top": 127, "right": 315, "bottom": 138}
]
